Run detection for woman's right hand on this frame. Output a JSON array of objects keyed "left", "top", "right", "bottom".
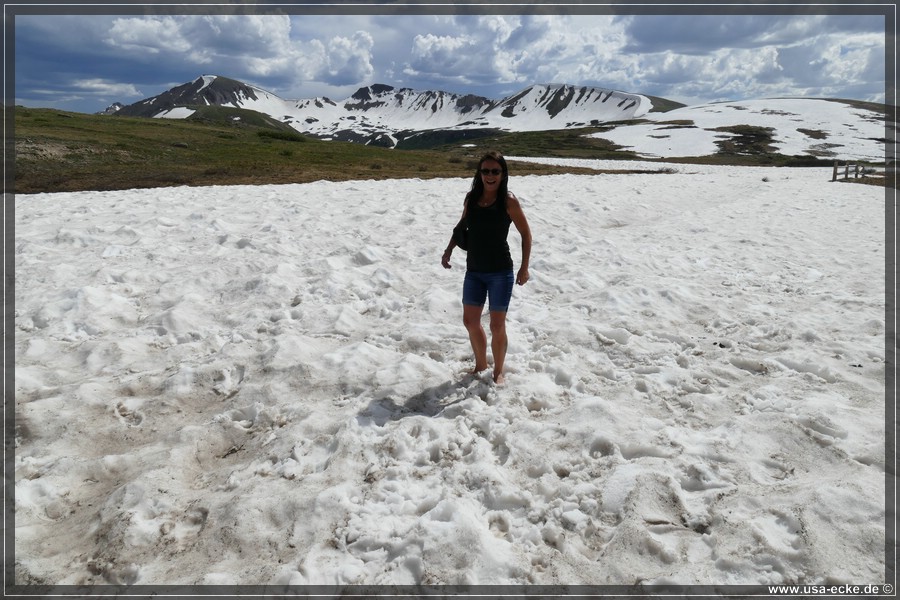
[{"left": 441, "top": 248, "right": 452, "bottom": 269}]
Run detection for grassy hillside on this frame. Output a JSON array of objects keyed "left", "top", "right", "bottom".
[
  {"left": 12, "top": 108, "right": 623, "bottom": 194},
  {"left": 404, "top": 126, "right": 639, "bottom": 160}
]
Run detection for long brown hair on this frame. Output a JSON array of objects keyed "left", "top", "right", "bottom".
[{"left": 467, "top": 150, "right": 510, "bottom": 209}]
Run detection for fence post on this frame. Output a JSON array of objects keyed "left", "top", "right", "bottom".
[{"left": 833, "top": 161, "right": 839, "bottom": 182}]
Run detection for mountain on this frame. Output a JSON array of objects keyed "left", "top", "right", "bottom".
[
  {"left": 115, "top": 76, "right": 281, "bottom": 119},
  {"left": 96, "top": 102, "right": 124, "bottom": 115},
  {"left": 112, "top": 75, "right": 668, "bottom": 147}
]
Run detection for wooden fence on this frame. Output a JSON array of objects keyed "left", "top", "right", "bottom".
[{"left": 832, "top": 161, "right": 863, "bottom": 181}]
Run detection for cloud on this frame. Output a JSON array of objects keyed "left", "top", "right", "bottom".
[
  {"left": 322, "top": 31, "right": 375, "bottom": 85},
  {"left": 400, "top": 16, "right": 624, "bottom": 92},
  {"left": 629, "top": 47, "right": 784, "bottom": 94},
  {"left": 13, "top": 11, "right": 888, "bottom": 113},
  {"left": 404, "top": 33, "right": 481, "bottom": 85},
  {"left": 105, "top": 16, "right": 195, "bottom": 55},
  {"left": 618, "top": 14, "right": 881, "bottom": 55},
  {"left": 483, "top": 15, "right": 586, "bottom": 85},
  {"left": 101, "top": 15, "right": 374, "bottom": 90},
  {"left": 16, "top": 78, "right": 144, "bottom": 110},
  {"left": 775, "top": 32, "right": 886, "bottom": 99},
  {"left": 620, "top": 15, "right": 783, "bottom": 54},
  {"left": 72, "top": 79, "right": 143, "bottom": 97},
  {"left": 608, "top": 14, "right": 885, "bottom": 103}
]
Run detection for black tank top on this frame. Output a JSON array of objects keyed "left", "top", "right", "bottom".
[{"left": 465, "top": 193, "right": 514, "bottom": 272}]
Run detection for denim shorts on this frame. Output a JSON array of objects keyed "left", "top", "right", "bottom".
[{"left": 463, "top": 270, "right": 515, "bottom": 312}]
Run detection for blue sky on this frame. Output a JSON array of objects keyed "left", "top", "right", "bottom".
[{"left": 11, "top": 6, "right": 889, "bottom": 114}]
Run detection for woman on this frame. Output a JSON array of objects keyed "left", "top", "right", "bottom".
[{"left": 441, "top": 151, "right": 532, "bottom": 384}]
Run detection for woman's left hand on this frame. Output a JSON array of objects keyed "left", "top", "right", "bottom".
[{"left": 516, "top": 267, "right": 530, "bottom": 286}]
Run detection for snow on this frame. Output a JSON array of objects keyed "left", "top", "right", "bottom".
[
  {"left": 218, "top": 83, "right": 651, "bottom": 141},
  {"left": 154, "top": 107, "right": 196, "bottom": 119},
  {"left": 196, "top": 75, "right": 216, "bottom": 93},
  {"left": 591, "top": 98, "right": 885, "bottom": 161},
  {"left": 479, "top": 86, "right": 649, "bottom": 131},
  {"left": 14, "top": 158, "right": 887, "bottom": 588}
]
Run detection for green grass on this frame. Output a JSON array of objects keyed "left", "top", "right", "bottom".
[{"left": 427, "top": 126, "right": 643, "bottom": 160}]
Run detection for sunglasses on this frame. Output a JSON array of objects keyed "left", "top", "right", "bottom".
[{"left": 479, "top": 168, "right": 502, "bottom": 176}]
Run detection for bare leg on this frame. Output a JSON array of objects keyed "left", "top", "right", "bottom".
[
  {"left": 463, "top": 304, "right": 488, "bottom": 373},
  {"left": 489, "top": 311, "right": 508, "bottom": 384}
]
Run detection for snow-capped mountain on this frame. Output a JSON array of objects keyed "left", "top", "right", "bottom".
[
  {"left": 114, "top": 75, "right": 657, "bottom": 147},
  {"left": 96, "top": 102, "right": 124, "bottom": 115},
  {"left": 116, "top": 75, "right": 284, "bottom": 119}
]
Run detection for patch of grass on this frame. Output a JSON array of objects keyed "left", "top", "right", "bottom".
[
  {"left": 839, "top": 176, "right": 891, "bottom": 188},
  {"left": 257, "top": 129, "right": 308, "bottom": 143},
  {"left": 824, "top": 98, "right": 888, "bottom": 115},
  {"left": 185, "top": 105, "right": 298, "bottom": 131},
  {"left": 797, "top": 128, "right": 829, "bottom": 140},
  {"left": 712, "top": 124, "right": 778, "bottom": 156},
  {"left": 654, "top": 120, "right": 696, "bottom": 128},
  {"left": 427, "top": 126, "right": 641, "bottom": 161}
]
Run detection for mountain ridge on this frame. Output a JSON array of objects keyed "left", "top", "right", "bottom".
[{"left": 108, "top": 75, "right": 671, "bottom": 147}]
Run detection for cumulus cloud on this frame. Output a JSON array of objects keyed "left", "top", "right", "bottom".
[
  {"left": 105, "top": 16, "right": 196, "bottom": 55},
  {"left": 400, "top": 15, "right": 624, "bottom": 91},
  {"left": 322, "top": 31, "right": 375, "bottom": 85},
  {"left": 404, "top": 32, "right": 482, "bottom": 84},
  {"left": 103, "top": 15, "right": 374, "bottom": 91},
  {"left": 630, "top": 47, "right": 785, "bottom": 98}
]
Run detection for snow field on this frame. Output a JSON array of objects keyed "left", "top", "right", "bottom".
[{"left": 14, "top": 164, "right": 886, "bottom": 587}]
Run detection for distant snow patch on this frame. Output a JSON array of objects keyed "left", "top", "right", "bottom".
[{"left": 155, "top": 107, "right": 196, "bottom": 119}]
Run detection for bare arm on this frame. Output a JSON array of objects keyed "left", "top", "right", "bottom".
[
  {"left": 507, "top": 193, "right": 531, "bottom": 285},
  {"left": 442, "top": 197, "right": 469, "bottom": 269}
]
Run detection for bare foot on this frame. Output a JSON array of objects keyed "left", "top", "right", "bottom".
[{"left": 492, "top": 371, "right": 505, "bottom": 385}]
